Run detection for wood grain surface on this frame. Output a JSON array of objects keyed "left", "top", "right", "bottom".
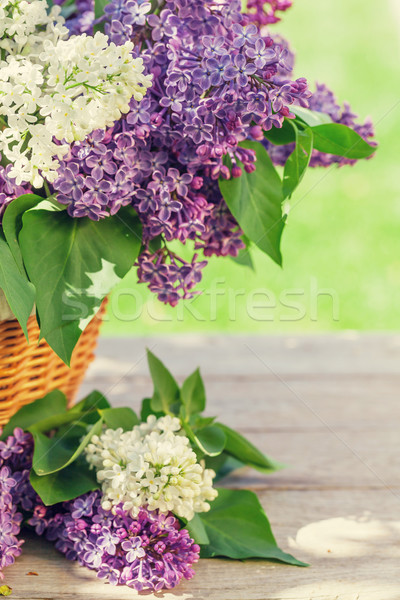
[{"left": 4, "top": 334, "right": 400, "bottom": 600}]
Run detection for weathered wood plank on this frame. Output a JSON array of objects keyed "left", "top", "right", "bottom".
[
  {"left": 88, "top": 333, "right": 400, "bottom": 376},
  {"left": 80, "top": 373, "right": 400, "bottom": 432}
]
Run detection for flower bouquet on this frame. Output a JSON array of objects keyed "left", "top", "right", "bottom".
[
  {"left": 0, "top": 0, "right": 375, "bottom": 366},
  {"left": 0, "top": 351, "right": 307, "bottom": 593}
]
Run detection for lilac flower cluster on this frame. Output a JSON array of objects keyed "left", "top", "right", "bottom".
[
  {"left": 0, "top": 429, "right": 35, "bottom": 579},
  {"left": 265, "top": 82, "right": 376, "bottom": 168},
  {"left": 0, "top": 165, "right": 31, "bottom": 224},
  {"left": 52, "top": 0, "right": 312, "bottom": 304},
  {"left": 29, "top": 491, "right": 200, "bottom": 591}
]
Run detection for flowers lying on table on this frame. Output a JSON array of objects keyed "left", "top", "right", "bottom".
[
  {"left": 0, "top": 351, "right": 306, "bottom": 592},
  {"left": 0, "top": 0, "right": 376, "bottom": 367}
]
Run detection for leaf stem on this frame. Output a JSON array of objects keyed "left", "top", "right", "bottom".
[{"left": 43, "top": 180, "right": 51, "bottom": 197}]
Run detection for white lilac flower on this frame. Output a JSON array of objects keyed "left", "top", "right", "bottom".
[
  {"left": 0, "top": 0, "right": 68, "bottom": 56},
  {"left": 38, "top": 32, "right": 152, "bottom": 141},
  {"left": 85, "top": 415, "right": 218, "bottom": 521},
  {"left": 0, "top": 1, "right": 152, "bottom": 187}
]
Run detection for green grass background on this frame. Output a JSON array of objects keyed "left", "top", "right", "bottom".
[{"left": 103, "top": 0, "right": 400, "bottom": 335}]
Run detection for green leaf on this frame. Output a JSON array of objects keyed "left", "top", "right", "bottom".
[
  {"left": 140, "top": 397, "right": 164, "bottom": 422},
  {"left": 205, "top": 452, "right": 230, "bottom": 474},
  {"left": 200, "top": 488, "right": 307, "bottom": 566},
  {"left": 0, "top": 231, "right": 35, "bottom": 338},
  {"left": 219, "top": 141, "right": 284, "bottom": 265},
  {"left": 205, "top": 453, "right": 245, "bottom": 481},
  {"left": 56, "top": 421, "right": 89, "bottom": 441},
  {"left": 311, "top": 123, "right": 376, "bottom": 159},
  {"left": 216, "top": 423, "right": 283, "bottom": 473},
  {"left": 28, "top": 411, "right": 86, "bottom": 435},
  {"left": 32, "top": 418, "right": 103, "bottom": 476},
  {"left": 0, "top": 390, "right": 67, "bottom": 441},
  {"left": 186, "top": 513, "right": 210, "bottom": 545},
  {"left": 30, "top": 459, "right": 99, "bottom": 505},
  {"left": 181, "top": 368, "right": 206, "bottom": 417},
  {"left": 193, "top": 425, "right": 226, "bottom": 457},
  {"left": 32, "top": 431, "right": 72, "bottom": 475},
  {"left": 28, "top": 391, "right": 110, "bottom": 434},
  {"left": 291, "top": 106, "right": 332, "bottom": 127},
  {"left": 263, "top": 119, "right": 296, "bottom": 145},
  {"left": 19, "top": 203, "right": 142, "bottom": 365},
  {"left": 192, "top": 415, "right": 216, "bottom": 429},
  {"left": 147, "top": 350, "right": 180, "bottom": 414},
  {"left": 99, "top": 407, "right": 139, "bottom": 431},
  {"left": 95, "top": 0, "right": 109, "bottom": 18},
  {"left": 94, "top": 0, "right": 109, "bottom": 31},
  {"left": 282, "top": 124, "right": 313, "bottom": 198},
  {"left": 70, "top": 390, "right": 111, "bottom": 414},
  {"left": 2, "top": 194, "right": 43, "bottom": 274},
  {"left": 230, "top": 247, "right": 254, "bottom": 269},
  {"left": 230, "top": 235, "right": 254, "bottom": 270},
  {"left": 146, "top": 235, "right": 163, "bottom": 254}
]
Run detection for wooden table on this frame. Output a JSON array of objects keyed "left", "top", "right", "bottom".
[{"left": 5, "top": 334, "right": 400, "bottom": 600}]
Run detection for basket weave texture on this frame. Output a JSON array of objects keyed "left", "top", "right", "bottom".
[{"left": 0, "top": 303, "right": 106, "bottom": 426}]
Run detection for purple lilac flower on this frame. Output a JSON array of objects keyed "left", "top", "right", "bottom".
[
  {"left": 202, "top": 35, "right": 227, "bottom": 58},
  {"left": 137, "top": 250, "right": 207, "bottom": 305},
  {"left": 71, "top": 494, "right": 96, "bottom": 519},
  {"left": 185, "top": 118, "right": 214, "bottom": 145},
  {"left": 206, "top": 55, "right": 232, "bottom": 87},
  {"left": 246, "top": 39, "right": 277, "bottom": 69},
  {"left": 232, "top": 23, "right": 259, "bottom": 48},
  {"left": 224, "top": 54, "right": 257, "bottom": 87},
  {"left": 0, "top": 429, "right": 35, "bottom": 580},
  {"left": 30, "top": 492, "right": 200, "bottom": 591},
  {"left": 120, "top": 0, "right": 151, "bottom": 26},
  {"left": 55, "top": 162, "right": 85, "bottom": 202},
  {"left": 0, "top": 468, "right": 16, "bottom": 494}
]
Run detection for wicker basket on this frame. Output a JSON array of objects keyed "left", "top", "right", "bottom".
[{"left": 0, "top": 302, "right": 107, "bottom": 426}]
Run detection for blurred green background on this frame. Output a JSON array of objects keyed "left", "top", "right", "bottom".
[{"left": 103, "top": 0, "right": 400, "bottom": 335}]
